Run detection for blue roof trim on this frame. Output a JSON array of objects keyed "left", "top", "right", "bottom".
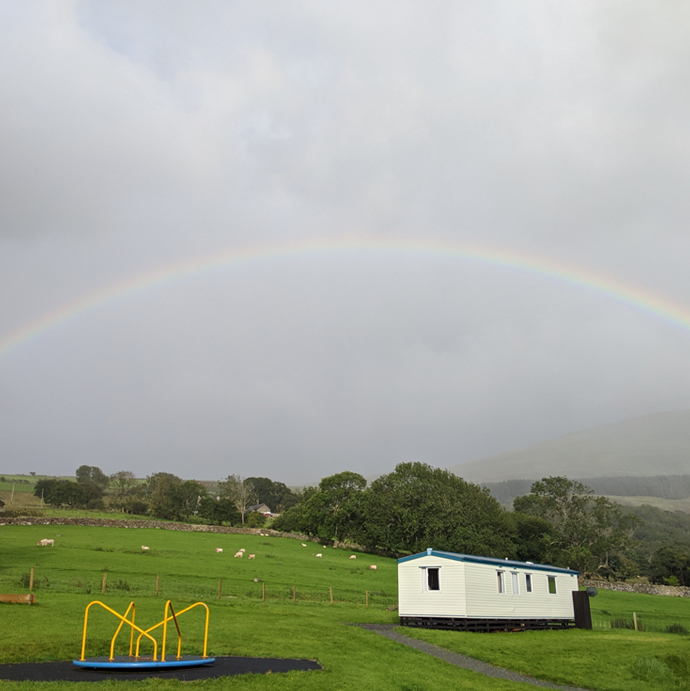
[{"left": 397, "top": 550, "right": 579, "bottom": 575}]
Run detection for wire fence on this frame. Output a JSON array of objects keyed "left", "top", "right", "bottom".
[
  {"left": 592, "top": 617, "right": 690, "bottom": 635},
  {"left": 3, "top": 566, "right": 397, "bottom": 608}
]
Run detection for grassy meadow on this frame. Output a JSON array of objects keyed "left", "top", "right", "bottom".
[{"left": 1, "top": 523, "right": 689, "bottom": 690}]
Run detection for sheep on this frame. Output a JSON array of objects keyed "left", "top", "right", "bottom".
[
  {"left": 248, "top": 554, "right": 255, "bottom": 559},
  {"left": 215, "top": 548, "right": 223, "bottom": 553},
  {"left": 239, "top": 548, "right": 246, "bottom": 553},
  {"left": 234, "top": 551, "right": 243, "bottom": 558},
  {"left": 301, "top": 543, "right": 307, "bottom": 547},
  {"left": 315, "top": 553, "right": 323, "bottom": 558},
  {"left": 368, "top": 565, "right": 377, "bottom": 570},
  {"left": 349, "top": 555, "right": 357, "bottom": 560},
  {"left": 37, "top": 539, "right": 54, "bottom": 547},
  {"left": 141, "top": 545, "right": 150, "bottom": 551}
]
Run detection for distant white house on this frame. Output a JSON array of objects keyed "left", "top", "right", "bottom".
[
  {"left": 398, "top": 549, "right": 579, "bottom": 631},
  {"left": 247, "top": 503, "right": 273, "bottom": 516}
]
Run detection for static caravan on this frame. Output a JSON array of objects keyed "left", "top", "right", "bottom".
[{"left": 398, "top": 548, "right": 579, "bottom": 631}]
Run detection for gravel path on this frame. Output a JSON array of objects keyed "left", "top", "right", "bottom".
[{"left": 355, "top": 625, "right": 592, "bottom": 691}]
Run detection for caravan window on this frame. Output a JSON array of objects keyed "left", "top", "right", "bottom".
[
  {"left": 511, "top": 572, "right": 519, "bottom": 595},
  {"left": 497, "top": 571, "right": 506, "bottom": 594},
  {"left": 548, "top": 576, "right": 557, "bottom": 594},
  {"left": 525, "top": 574, "right": 533, "bottom": 593},
  {"left": 421, "top": 567, "right": 441, "bottom": 592}
]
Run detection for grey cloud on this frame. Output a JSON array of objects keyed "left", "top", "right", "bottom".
[{"left": 1, "top": 1, "right": 690, "bottom": 483}]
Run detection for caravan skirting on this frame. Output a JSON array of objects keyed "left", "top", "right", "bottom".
[{"left": 399, "top": 616, "right": 575, "bottom": 632}]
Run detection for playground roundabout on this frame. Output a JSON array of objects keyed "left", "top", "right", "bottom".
[{"left": 0, "top": 598, "right": 321, "bottom": 682}]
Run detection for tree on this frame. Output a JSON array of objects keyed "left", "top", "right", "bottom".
[
  {"left": 198, "top": 496, "right": 240, "bottom": 526},
  {"left": 511, "top": 512, "right": 558, "bottom": 564},
  {"left": 34, "top": 479, "right": 89, "bottom": 508},
  {"left": 245, "top": 477, "right": 298, "bottom": 513},
  {"left": 305, "top": 471, "right": 367, "bottom": 541},
  {"left": 109, "top": 471, "right": 139, "bottom": 508},
  {"left": 76, "top": 466, "right": 109, "bottom": 491},
  {"left": 218, "top": 475, "right": 256, "bottom": 526},
  {"left": 513, "top": 477, "right": 641, "bottom": 576},
  {"left": 357, "top": 463, "right": 517, "bottom": 557},
  {"left": 649, "top": 546, "right": 690, "bottom": 586}
]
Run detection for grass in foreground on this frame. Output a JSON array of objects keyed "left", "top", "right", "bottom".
[
  {"left": 402, "top": 589, "right": 690, "bottom": 691},
  {"left": 1, "top": 524, "right": 535, "bottom": 690},
  {"left": 3, "top": 523, "right": 690, "bottom": 690}
]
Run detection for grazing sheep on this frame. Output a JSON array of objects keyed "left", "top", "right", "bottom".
[
  {"left": 315, "top": 553, "right": 323, "bottom": 558},
  {"left": 349, "top": 555, "right": 357, "bottom": 560},
  {"left": 37, "top": 539, "right": 54, "bottom": 547},
  {"left": 239, "top": 548, "right": 246, "bottom": 553},
  {"left": 248, "top": 554, "right": 255, "bottom": 559},
  {"left": 215, "top": 548, "right": 223, "bottom": 553},
  {"left": 141, "top": 545, "right": 150, "bottom": 551},
  {"left": 234, "top": 551, "right": 243, "bottom": 558},
  {"left": 368, "top": 565, "right": 377, "bottom": 570},
  {"left": 301, "top": 543, "right": 307, "bottom": 547}
]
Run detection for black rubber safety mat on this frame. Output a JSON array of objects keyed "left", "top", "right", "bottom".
[{"left": 0, "top": 656, "right": 322, "bottom": 682}]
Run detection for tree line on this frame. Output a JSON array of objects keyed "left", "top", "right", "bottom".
[{"left": 29, "top": 462, "right": 690, "bottom": 584}]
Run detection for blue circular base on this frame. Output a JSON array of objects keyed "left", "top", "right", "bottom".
[{"left": 73, "top": 656, "right": 215, "bottom": 670}]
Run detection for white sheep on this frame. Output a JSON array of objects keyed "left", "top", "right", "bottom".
[
  {"left": 141, "top": 545, "right": 150, "bottom": 551},
  {"left": 37, "top": 539, "right": 54, "bottom": 547},
  {"left": 301, "top": 543, "right": 307, "bottom": 547},
  {"left": 368, "top": 565, "right": 377, "bottom": 570},
  {"left": 234, "top": 551, "right": 243, "bottom": 558},
  {"left": 248, "top": 554, "right": 255, "bottom": 559},
  {"left": 215, "top": 548, "right": 223, "bottom": 553},
  {"left": 349, "top": 555, "right": 357, "bottom": 560},
  {"left": 315, "top": 553, "right": 323, "bottom": 558}
]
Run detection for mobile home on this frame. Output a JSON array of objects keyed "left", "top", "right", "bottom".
[{"left": 398, "top": 548, "right": 579, "bottom": 631}]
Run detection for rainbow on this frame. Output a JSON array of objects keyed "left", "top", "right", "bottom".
[{"left": 2, "top": 237, "right": 690, "bottom": 359}]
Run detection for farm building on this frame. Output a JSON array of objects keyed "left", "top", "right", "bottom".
[{"left": 398, "top": 548, "right": 580, "bottom": 631}]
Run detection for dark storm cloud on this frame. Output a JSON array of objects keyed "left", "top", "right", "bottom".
[{"left": 1, "top": 1, "right": 690, "bottom": 483}]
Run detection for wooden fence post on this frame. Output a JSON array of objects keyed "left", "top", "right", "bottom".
[
  {"left": 329, "top": 586, "right": 333, "bottom": 605},
  {"left": 155, "top": 574, "right": 160, "bottom": 597},
  {"left": 633, "top": 612, "right": 638, "bottom": 631},
  {"left": 29, "top": 567, "right": 34, "bottom": 591},
  {"left": 293, "top": 585, "right": 296, "bottom": 604},
  {"left": 366, "top": 590, "right": 369, "bottom": 608},
  {"left": 262, "top": 582, "right": 266, "bottom": 603},
  {"left": 101, "top": 572, "right": 107, "bottom": 594},
  {"left": 218, "top": 578, "right": 222, "bottom": 600}
]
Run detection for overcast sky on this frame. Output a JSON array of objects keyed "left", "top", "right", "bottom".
[{"left": 2, "top": 1, "right": 690, "bottom": 485}]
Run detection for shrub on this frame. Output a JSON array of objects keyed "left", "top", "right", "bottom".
[
  {"left": 111, "top": 579, "right": 131, "bottom": 591},
  {"left": 666, "top": 624, "right": 689, "bottom": 635}
]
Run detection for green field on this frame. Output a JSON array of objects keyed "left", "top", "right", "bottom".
[{"left": 1, "top": 524, "right": 690, "bottom": 690}]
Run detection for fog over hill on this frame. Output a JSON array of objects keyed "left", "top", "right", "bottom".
[{"left": 450, "top": 410, "right": 690, "bottom": 484}]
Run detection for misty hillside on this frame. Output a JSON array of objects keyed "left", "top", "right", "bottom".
[
  {"left": 451, "top": 409, "right": 690, "bottom": 484},
  {"left": 483, "top": 475, "right": 690, "bottom": 506}
]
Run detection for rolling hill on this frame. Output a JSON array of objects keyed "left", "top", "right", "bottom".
[{"left": 451, "top": 409, "right": 690, "bottom": 483}]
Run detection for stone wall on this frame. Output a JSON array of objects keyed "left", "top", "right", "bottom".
[
  {"left": 0, "top": 515, "right": 313, "bottom": 541},
  {"left": 580, "top": 578, "right": 690, "bottom": 598}
]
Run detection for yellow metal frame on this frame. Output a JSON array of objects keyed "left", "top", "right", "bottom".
[{"left": 80, "top": 600, "right": 210, "bottom": 662}]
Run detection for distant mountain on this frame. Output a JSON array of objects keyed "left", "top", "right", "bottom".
[{"left": 450, "top": 410, "right": 690, "bottom": 484}]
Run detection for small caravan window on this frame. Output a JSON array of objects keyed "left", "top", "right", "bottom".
[
  {"left": 548, "top": 576, "right": 557, "bottom": 594},
  {"left": 420, "top": 566, "right": 441, "bottom": 592},
  {"left": 511, "top": 572, "right": 519, "bottom": 595},
  {"left": 497, "top": 571, "right": 506, "bottom": 594},
  {"left": 525, "top": 574, "right": 533, "bottom": 593}
]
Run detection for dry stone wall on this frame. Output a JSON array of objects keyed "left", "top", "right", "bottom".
[
  {"left": 580, "top": 578, "right": 690, "bottom": 598},
  {"left": 0, "top": 515, "right": 312, "bottom": 541}
]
